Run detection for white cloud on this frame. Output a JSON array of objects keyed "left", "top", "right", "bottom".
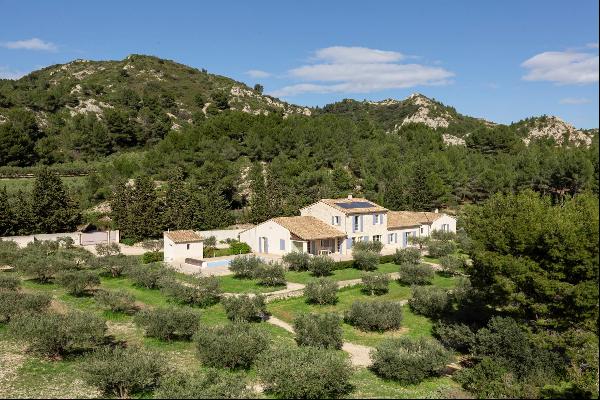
[
  {"left": 270, "top": 46, "right": 453, "bottom": 97},
  {"left": 313, "top": 46, "right": 404, "bottom": 64},
  {"left": 586, "top": 42, "right": 599, "bottom": 49},
  {"left": 245, "top": 69, "right": 271, "bottom": 78},
  {"left": 0, "top": 66, "right": 26, "bottom": 80},
  {"left": 521, "top": 48, "right": 598, "bottom": 85},
  {"left": 559, "top": 97, "right": 590, "bottom": 105},
  {"left": 1, "top": 38, "right": 57, "bottom": 51}
]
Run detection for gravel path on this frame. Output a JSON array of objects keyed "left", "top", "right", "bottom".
[{"left": 265, "top": 316, "right": 376, "bottom": 367}]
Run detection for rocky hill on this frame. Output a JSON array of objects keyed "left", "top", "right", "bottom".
[
  {"left": 0, "top": 55, "right": 596, "bottom": 168},
  {"left": 0, "top": 54, "right": 310, "bottom": 130}
]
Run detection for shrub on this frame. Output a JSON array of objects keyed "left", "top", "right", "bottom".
[
  {"left": 229, "top": 241, "right": 251, "bottom": 255},
  {"left": 83, "top": 346, "right": 165, "bottom": 398},
  {"left": 256, "top": 345, "right": 352, "bottom": 399},
  {"left": 352, "top": 240, "right": 384, "bottom": 254},
  {"left": 9, "top": 311, "right": 106, "bottom": 357},
  {"left": 56, "top": 270, "right": 100, "bottom": 296},
  {"left": 254, "top": 262, "right": 286, "bottom": 287},
  {"left": 194, "top": 322, "right": 269, "bottom": 369},
  {"left": 135, "top": 307, "right": 199, "bottom": 341},
  {"left": 472, "top": 316, "right": 560, "bottom": 379},
  {"left": 294, "top": 313, "right": 343, "bottom": 350},
  {"left": 0, "top": 240, "right": 20, "bottom": 266},
  {"left": 371, "top": 337, "right": 452, "bottom": 384},
  {"left": 454, "top": 357, "right": 521, "bottom": 399},
  {"left": 432, "top": 321, "right": 476, "bottom": 353},
  {"left": 155, "top": 369, "right": 253, "bottom": 399},
  {"left": 160, "top": 276, "right": 221, "bottom": 308},
  {"left": 282, "top": 251, "right": 310, "bottom": 271},
  {"left": 428, "top": 240, "right": 457, "bottom": 258},
  {"left": 352, "top": 250, "right": 379, "bottom": 271},
  {"left": 304, "top": 278, "right": 338, "bottom": 305},
  {"left": 0, "top": 291, "right": 51, "bottom": 322},
  {"left": 361, "top": 272, "right": 389, "bottom": 295},
  {"left": 308, "top": 255, "right": 334, "bottom": 276},
  {"left": 222, "top": 294, "right": 267, "bottom": 322},
  {"left": 397, "top": 262, "right": 434, "bottom": 285},
  {"left": 120, "top": 237, "right": 137, "bottom": 246},
  {"left": 344, "top": 300, "right": 403, "bottom": 332},
  {"left": 439, "top": 254, "right": 464, "bottom": 275},
  {"left": 393, "top": 247, "right": 421, "bottom": 265},
  {"left": 128, "top": 263, "right": 170, "bottom": 289},
  {"left": 142, "top": 251, "right": 164, "bottom": 264},
  {"left": 229, "top": 255, "right": 261, "bottom": 278},
  {"left": 95, "top": 242, "right": 121, "bottom": 257},
  {"left": 94, "top": 290, "right": 138, "bottom": 314},
  {"left": 409, "top": 286, "right": 449, "bottom": 318},
  {"left": 95, "top": 254, "right": 135, "bottom": 278},
  {"left": 15, "top": 251, "right": 76, "bottom": 283},
  {"left": 0, "top": 275, "right": 20, "bottom": 291},
  {"left": 430, "top": 230, "right": 457, "bottom": 242}
]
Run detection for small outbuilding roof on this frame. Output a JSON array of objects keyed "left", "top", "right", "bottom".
[
  {"left": 273, "top": 216, "right": 346, "bottom": 241},
  {"left": 387, "top": 211, "right": 445, "bottom": 230},
  {"left": 317, "top": 198, "right": 388, "bottom": 214},
  {"left": 164, "top": 230, "right": 204, "bottom": 243}
]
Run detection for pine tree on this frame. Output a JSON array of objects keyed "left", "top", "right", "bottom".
[
  {"left": 31, "top": 169, "right": 80, "bottom": 233},
  {"left": 192, "top": 186, "right": 235, "bottom": 230},
  {"left": 0, "top": 186, "right": 14, "bottom": 235}
]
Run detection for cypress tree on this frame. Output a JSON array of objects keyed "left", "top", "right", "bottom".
[
  {"left": 0, "top": 186, "right": 13, "bottom": 236},
  {"left": 163, "top": 168, "right": 194, "bottom": 230},
  {"left": 31, "top": 169, "right": 80, "bottom": 233}
]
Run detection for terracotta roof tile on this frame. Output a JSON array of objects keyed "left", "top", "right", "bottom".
[
  {"left": 387, "top": 211, "right": 444, "bottom": 230},
  {"left": 273, "top": 216, "right": 346, "bottom": 241},
  {"left": 164, "top": 230, "right": 204, "bottom": 243}
]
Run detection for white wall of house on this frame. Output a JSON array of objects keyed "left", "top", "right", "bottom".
[
  {"left": 385, "top": 227, "right": 420, "bottom": 250},
  {"left": 430, "top": 214, "right": 457, "bottom": 234},
  {"left": 239, "top": 220, "right": 292, "bottom": 255},
  {"left": 344, "top": 212, "right": 388, "bottom": 253},
  {"left": 163, "top": 234, "right": 204, "bottom": 262},
  {"left": 300, "top": 202, "right": 388, "bottom": 254}
]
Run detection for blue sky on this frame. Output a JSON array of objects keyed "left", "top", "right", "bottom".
[{"left": 1, "top": 0, "right": 598, "bottom": 127}]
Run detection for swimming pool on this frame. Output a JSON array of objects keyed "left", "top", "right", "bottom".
[{"left": 204, "top": 259, "right": 232, "bottom": 268}]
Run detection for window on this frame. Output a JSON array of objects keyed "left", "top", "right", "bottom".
[
  {"left": 332, "top": 215, "right": 341, "bottom": 225},
  {"left": 186, "top": 244, "right": 190, "bottom": 250},
  {"left": 442, "top": 224, "right": 449, "bottom": 232},
  {"left": 420, "top": 227, "right": 424, "bottom": 234},
  {"left": 280, "top": 239, "right": 285, "bottom": 251},
  {"left": 321, "top": 239, "right": 332, "bottom": 248},
  {"left": 352, "top": 236, "right": 362, "bottom": 244},
  {"left": 373, "top": 235, "right": 381, "bottom": 242},
  {"left": 353, "top": 216, "right": 360, "bottom": 231},
  {"left": 388, "top": 233, "right": 394, "bottom": 244}
]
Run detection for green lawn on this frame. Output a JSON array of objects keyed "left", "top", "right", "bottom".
[
  {"left": 285, "top": 262, "right": 399, "bottom": 284},
  {"left": 349, "top": 369, "right": 469, "bottom": 399},
  {"left": 174, "top": 271, "right": 285, "bottom": 294},
  {"left": 268, "top": 271, "right": 457, "bottom": 347},
  {"left": 3, "top": 262, "right": 462, "bottom": 398}
]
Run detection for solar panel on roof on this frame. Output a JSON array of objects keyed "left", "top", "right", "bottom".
[{"left": 335, "top": 201, "right": 374, "bottom": 209}]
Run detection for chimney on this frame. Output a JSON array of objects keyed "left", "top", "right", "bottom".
[
  {"left": 434, "top": 208, "right": 439, "bottom": 213},
  {"left": 348, "top": 194, "right": 353, "bottom": 200}
]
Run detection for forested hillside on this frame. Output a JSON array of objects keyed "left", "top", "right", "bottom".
[{"left": 0, "top": 55, "right": 598, "bottom": 237}]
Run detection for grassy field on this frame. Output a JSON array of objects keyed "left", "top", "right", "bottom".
[
  {"left": 268, "top": 272, "right": 456, "bottom": 347},
  {"left": 285, "top": 262, "right": 399, "bottom": 284},
  {"left": 1, "top": 261, "right": 469, "bottom": 399},
  {"left": 0, "top": 176, "right": 88, "bottom": 197}
]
